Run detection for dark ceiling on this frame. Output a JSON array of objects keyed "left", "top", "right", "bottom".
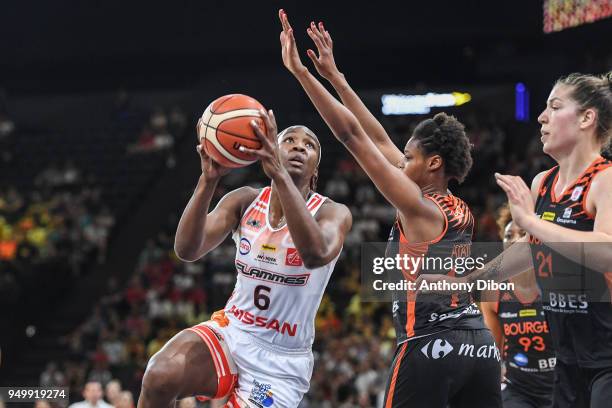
[{"left": 1, "top": 0, "right": 610, "bottom": 93}]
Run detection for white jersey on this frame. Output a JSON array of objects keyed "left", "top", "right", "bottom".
[{"left": 226, "top": 186, "right": 338, "bottom": 350}]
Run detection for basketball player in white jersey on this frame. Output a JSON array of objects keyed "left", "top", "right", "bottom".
[{"left": 137, "top": 109, "right": 352, "bottom": 408}]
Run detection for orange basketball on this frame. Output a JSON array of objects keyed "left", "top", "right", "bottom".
[{"left": 198, "top": 94, "right": 266, "bottom": 168}]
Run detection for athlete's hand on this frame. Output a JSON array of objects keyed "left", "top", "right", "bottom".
[
  {"left": 495, "top": 173, "right": 537, "bottom": 230},
  {"left": 279, "top": 9, "right": 308, "bottom": 77},
  {"left": 306, "top": 21, "right": 341, "bottom": 81},
  {"left": 239, "top": 109, "right": 287, "bottom": 180},
  {"left": 196, "top": 119, "right": 231, "bottom": 180}
]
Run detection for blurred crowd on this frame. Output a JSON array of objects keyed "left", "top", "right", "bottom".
[
  {"left": 26, "top": 106, "right": 555, "bottom": 408},
  {"left": 124, "top": 101, "right": 188, "bottom": 169},
  {"left": 0, "top": 171, "right": 115, "bottom": 306}
]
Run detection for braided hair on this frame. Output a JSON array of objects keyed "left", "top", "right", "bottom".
[{"left": 411, "top": 112, "right": 473, "bottom": 183}]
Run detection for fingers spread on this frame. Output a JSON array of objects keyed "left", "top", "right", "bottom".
[
  {"left": 258, "top": 109, "right": 277, "bottom": 137},
  {"left": 307, "top": 27, "right": 325, "bottom": 51},
  {"left": 267, "top": 109, "right": 278, "bottom": 134},
  {"left": 312, "top": 21, "right": 326, "bottom": 43},
  {"left": 238, "top": 146, "right": 263, "bottom": 159},
  {"left": 324, "top": 30, "right": 333, "bottom": 47},
  {"left": 250, "top": 119, "right": 267, "bottom": 142}
]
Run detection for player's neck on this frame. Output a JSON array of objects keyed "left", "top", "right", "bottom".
[
  {"left": 268, "top": 182, "right": 311, "bottom": 226},
  {"left": 555, "top": 143, "right": 601, "bottom": 189},
  {"left": 420, "top": 181, "right": 448, "bottom": 196}
]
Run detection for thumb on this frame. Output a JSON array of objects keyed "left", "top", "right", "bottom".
[
  {"left": 306, "top": 49, "right": 320, "bottom": 67},
  {"left": 197, "top": 143, "right": 210, "bottom": 159}
]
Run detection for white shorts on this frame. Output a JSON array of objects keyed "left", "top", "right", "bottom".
[{"left": 189, "top": 313, "right": 314, "bottom": 408}]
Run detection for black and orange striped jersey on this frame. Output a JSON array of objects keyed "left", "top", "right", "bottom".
[
  {"left": 531, "top": 156, "right": 612, "bottom": 367},
  {"left": 495, "top": 289, "right": 554, "bottom": 398},
  {"left": 386, "top": 193, "right": 486, "bottom": 344}
]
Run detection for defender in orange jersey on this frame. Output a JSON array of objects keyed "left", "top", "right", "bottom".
[
  {"left": 422, "top": 73, "right": 612, "bottom": 408},
  {"left": 278, "top": 10, "right": 501, "bottom": 408}
]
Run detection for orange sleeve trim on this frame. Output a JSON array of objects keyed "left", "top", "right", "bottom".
[
  {"left": 581, "top": 162, "right": 612, "bottom": 220},
  {"left": 397, "top": 195, "right": 448, "bottom": 245}
]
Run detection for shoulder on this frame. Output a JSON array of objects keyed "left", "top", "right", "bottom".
[
  {"left": 220, "top": 185, "right": 259, "bottom": 208},
  {"left": 213, "top": 186, "right": 260, "bottom": 220},
  {"left": 588, "top": 166, "right": 612, "bottom": 206},
  {"left": 317, "top": 198, "right": 353, "bottom": 227},
  {"left": 426, "top": 193, "right": 469, "bottom": 217},
  {"left": 225, "top": 185, "right": 260, "bottom": 201},
  {"left": 530, "top": 168, "right": 555, "bottom": 199},
  {"left": 530, "top": 168, "right": 554, "bottom": 191},
  {"left": 590, "top": 164, "right": 612, "bottom": 188}
]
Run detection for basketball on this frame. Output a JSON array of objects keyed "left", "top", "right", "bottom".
[{"left": 198, "top": 94, "right": 267, "bottom": 168}]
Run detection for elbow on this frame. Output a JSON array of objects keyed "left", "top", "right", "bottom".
[
  {"left": 335, "top": 120, "right": 363, "bottom": 145},
  {"left": 302, "top": 256, "right": 327, "bottom": 269},
  {"left": 300, "top": 249, "right": 331, "bottom": 269},
  {"left": 336, "top": 130, "right": 354, "bottom": 145},
  {"left": 173, "top": 242, "right": 201, "bottom": 263}
]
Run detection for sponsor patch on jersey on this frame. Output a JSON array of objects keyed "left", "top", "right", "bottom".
[
  {"left": 519, "top": 309, "right": 537, "bottom": 317},
  {"left": 236, "top": 260, "right": 309, "bottom": 286},
  {"left": 248, "top": 379, "right": 274, "bottom": 407},
  {"left": 457, "top": 343, "right": 500, "bottom": 360},
  {"left": 570, "top": 186, "right": 583, "bottom": 201},
  {"left": 245, "top": 218, "right": 263, "bottom": 231},
  {"left": 500, "top": 311, "right": 518, "bottom": 319},
  {"left": 541, "top": 212, "right": 556, "bottom": 221},
  {"left": 261, "top": 244, "right": 277, "bottom": 252},
  {"left": 285, "top": 248, "right": 303, "bottom": 266},
  {"left": 563, "top": 208, "right": 572, "bottom": 218},
  {"left": 247, "top": 218, "right": 261, "bottom": 227},
  {"left": 239, "top": 238, "right": 251, "bottom": 255},
  {"left": 255, "top": 253, "right": 278, "bottom": 265},
  {"left": 513, "top": 353, "right": 529, "bottom": 367},
  {"left": 228, "top": 305, "right": 298, "bottom": 336},
  {"left": 421, "top": 338, "right": 453, "bottom": 359}
]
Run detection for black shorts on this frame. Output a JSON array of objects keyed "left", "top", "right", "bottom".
[
  {"left": 383, "top": 329, "right": 501, "bottom": 408},
  {"left": 552, "top": 359, "right": 612, "bottom": 408},
  {"left": 502, "top": 383, "right": 552, "bottom": 408}
]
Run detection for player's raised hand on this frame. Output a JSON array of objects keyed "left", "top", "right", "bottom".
[
  {"left": 279, "top": 9, "right": 307, "bottom": 76},
  {"left": 196, "top": 119, "right": 231, "bottom": 180},
  {"left": 240, "top": 109, "right": 285, "bottom": 180},
  {"left": 495, "top": 173, "right": 536, "bottom": 229},
  {"left": 306, "top": 21, "right": 341, "bottom": 81}
]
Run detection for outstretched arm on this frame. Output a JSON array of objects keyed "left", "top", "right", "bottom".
[
  {"left": 302, "top": 17, "right": 403, "bottom": 165},
  {"left": 279, "top": 10, "right": 439, "bottom": 225}
]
